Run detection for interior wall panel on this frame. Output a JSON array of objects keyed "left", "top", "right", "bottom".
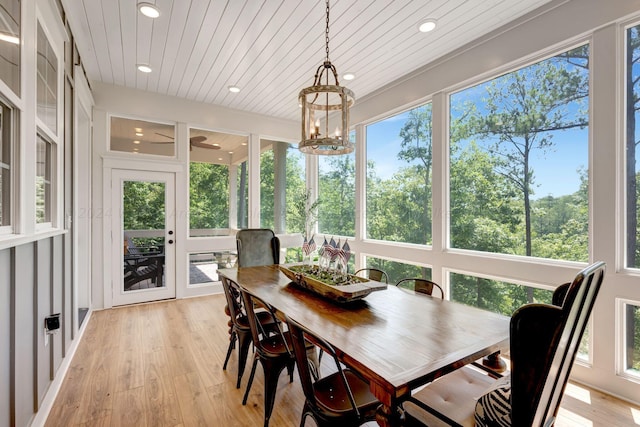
[
  {"left": 36, "top": 239, "right": 52, "bottom": 408},
  {"left": 13, "top": 243, "right": 35, "bottom": 427},
  {"left": 0, "top": 248, "right": 11, "bottom": 427},
  {"left": 52, "top": 235, "right": 64, "bottom": 374}
]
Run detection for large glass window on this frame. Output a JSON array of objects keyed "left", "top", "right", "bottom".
[
  {"left": 366, "top": 103, "right": 432, "bottom": 245},
  {"left": 188, "top": 129, "right": 246, "bottom": 237},
  {"left": 0, "top": 0, "right": 20, "bottom": 95},
  {"left": 259, "top": 139, "right": 305, "bottom": 234},
  {"left": 0, "top": 99, "right": 12, "bottom": 229},
  {"left": 626, "top": 24, "right": 640, "bottom": 269},
  {"left": 37, "top": 21, "right": 57, "bottom": 134},
  {"left": 451, "top": 272, "right": 590, "bottom": 360},
  {"left": 110, "top": 116, "right": 175, "bottom": 156},
  {"left": 364, "top": 256, "right": 431, "bottom": 285},
  {"left": 449, "top": 45, "right": 589, "bottom": 262},
  {"left": 36, "top": 133, "right": 52, "bottom": 224},
  {"left": 318, "top": 131, "right": 355, "bottom": 237}
]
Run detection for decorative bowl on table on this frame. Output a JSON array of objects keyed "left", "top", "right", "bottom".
[{"left": 279, "top": 264, "right": 387, "bottom": 303}]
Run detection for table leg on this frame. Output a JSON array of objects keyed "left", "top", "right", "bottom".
[
  {"left": 375, "top": 402, "right": 405, "bottom": 426},
  {"left": 482, "top": 351, "right": 507, "bottom": 373}
]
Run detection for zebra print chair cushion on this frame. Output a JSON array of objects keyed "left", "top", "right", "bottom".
[{"left": 474, "top": 375, "right": 512, "bottom": 427}]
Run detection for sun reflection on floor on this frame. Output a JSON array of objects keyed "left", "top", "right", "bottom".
[
  {"left": 632, "top": 407, "right": 640, "bottom": 424},
  {"left": 564, "top": 382, "right": 592, "bottom": 404}
]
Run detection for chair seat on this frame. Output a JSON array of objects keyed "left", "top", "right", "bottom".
[
  {"left": 404, "top": 367, "right": 498, "bottom": 427},
  {"left": 314, "top": 370, "right": 379, "bottom": 415}
]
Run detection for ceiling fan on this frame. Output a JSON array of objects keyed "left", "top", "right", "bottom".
[{"left": 153, "top": 132, "right": 221, "bottom": 150}]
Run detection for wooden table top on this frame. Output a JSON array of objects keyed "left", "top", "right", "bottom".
[{"left": 219, "top": 264, "right": 510, "bottom": 408}]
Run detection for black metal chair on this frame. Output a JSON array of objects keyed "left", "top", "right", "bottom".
[
  {"left": 221, "top": 276, "right": 277, "bottom": 389},
  {"left": 395, "top": 278, "right": 444, "bottom": 299},
  {"left": 354, "top": 268, "right": 389, "bottom": 283},
  {"left": 240, "top": 287, "right": 296, "bottom": 427},
  {"left": 286, "top": 315, "right": 380, "bottom": 427},
  {"left": 402, "top": 261, "right": 605, "bottom": 427}
]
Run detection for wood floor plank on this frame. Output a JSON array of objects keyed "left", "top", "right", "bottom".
[
  {"left": 174, "top": 371, "right": 219, "bottom": 427},
  {"left": 112, "top": 386, "right": 147, "bottom": 426},
  {"left": 44, "top": 294, "right": 640, "bottom": 427},
  {"left": 143, "top": 350, "right": 183, "bottom": 427}
]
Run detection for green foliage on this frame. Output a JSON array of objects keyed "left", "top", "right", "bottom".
[
  {"left": 123, "top": 180, "right": 165, "bottom": 230},
  {"left": 189, "top": 162, "right": 229, "bottom": 229},
  {"left": 319, "top": 155, "right": 355, "bottom": 236},
  {"left": 450, "top": 272, "right": 553, "bottom": 316}
]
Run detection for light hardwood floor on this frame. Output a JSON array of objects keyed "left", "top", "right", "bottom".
[{"left": 45, "top": 294, "right": 640, "bottom": 427}]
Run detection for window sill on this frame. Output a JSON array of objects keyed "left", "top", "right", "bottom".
[{"left": 0, "top": 228, "right": 68, "bottom": 251}]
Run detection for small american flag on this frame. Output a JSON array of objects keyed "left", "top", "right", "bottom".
[{"left": 302, "top": 235, "right": 316, "bottom": 256}]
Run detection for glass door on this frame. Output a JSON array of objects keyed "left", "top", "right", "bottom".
[{"left": 111, "top": 169, "right": 175, "bottom": 305}]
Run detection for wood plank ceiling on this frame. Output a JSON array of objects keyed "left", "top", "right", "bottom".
[{"left": 62, "top": 0, "right": 555, "bottom": 122}]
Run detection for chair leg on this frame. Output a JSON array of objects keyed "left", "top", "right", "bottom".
[
  {"left": 261, "top": 358, "right": 290, "bottom": 427},
  {"left": 222, "top": 330, "right": 237, "bottom": 371},
  {"left": 242, "top": 356, "right": 259, "bottom": 405},
  {"left": 236, "top": 330, "right": 253, "bottom": 389}
]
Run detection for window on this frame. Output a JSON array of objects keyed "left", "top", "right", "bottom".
[
  {"left": 188, "top": 252, "right": 236, "bottom": 286},
  {"left": 36, "top": 134, "right": 51, "bottom": 224},
  {"left": 110, "top": 116, "right": 175, "bottom": 156},
  {"left": 366, "top": 103, "right": 432, "bottom": 245},
  {"left": 450, "top": 272, "right": 552, "bottom": 315},
  {"left": 237, "top": 159, "right": 248, "bottom": 229},
  {"left": 259, "top": 139, "right": 305, "bottom": 234},
  {"left": 37, "top": 21, "right": 57, "bottom": 134},
  {"left": 0, "top": 0, "right": 20, "bottom": 95},
  {"left": 0, "top": 99, "right": 12, "bottom": 229},
  {"left": 364, "top": 256, "right": 431, "bottom": 285},
  {"left": 626, "top": 24, "right": 640, "bottom": 269},
  {"left": 624, "top": 302, "right": 640, "bottom": 377},
  {"left": 449, "top": 45, "right": 589, "bottom": 262},
  {"left": 188, "top": 129, "right": 245, "bottom": 237},
  {"left": 318, "top": 130, "right": 355, "bottom": 237}
]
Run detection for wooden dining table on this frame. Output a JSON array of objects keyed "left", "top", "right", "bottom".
[{"left": 218, "top": 265, "right": 510, "bottom": 427}]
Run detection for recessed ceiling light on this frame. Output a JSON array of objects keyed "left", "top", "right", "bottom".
[
  {"left": 137, "top": 64, "right": 152, "bottom": 73},
  {"left": 138, "top": 2, "right": 160, "bottom": 18},
  {"left": 343, "top": 72, "right": 355, "bottom": 81},
  {"left": 228, "top": 151, "right": 234, "bottom": 154},
  {"left": 218, "top": 157, "right": 223, "bottom": 161},
  {"left": 133, "top": 140, "right": 141, "bottom": 144},
  {"left": 228, "top": 85, "right": 241, "bottom": 93},
  {"left": 418, "top": 19, "right": 437, "bottom": 33},
  {"left": 241, "top": 142, "right": 247, "bottom": 146},
  {"left": 135, "top": 132, "right": 143, "bottom": 137}
]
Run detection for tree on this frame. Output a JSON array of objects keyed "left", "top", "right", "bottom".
[
  {"left": 319, "top": 155, "right": 355, "bottom": 236},
  {"left": 189, "top": 162, "right": 229, "bottom": 230},
  {"left": 397, "top": 104, "right": 433, "bottom": 244}
]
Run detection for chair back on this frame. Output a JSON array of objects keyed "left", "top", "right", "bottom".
[
  {"left": 286, "top": 316, "right": 361, "bottom": 417},
  {"left": 221, "top": 276, "right": 245, "bottom": 326},
  {"left": 510, "top": 261, "right": 605, "bottom": 426},
  {"left": 396, "top": 278, "right": 444, "bottom": 299},
  {"left": 355, "top": 268, "right": 389, "bottom": 283},
  {"left": 236, "top": 228, "right": 280, "bottom": 267}
]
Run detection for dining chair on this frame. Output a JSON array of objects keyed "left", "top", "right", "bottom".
[
  {"left": 286, "top": 315, "right": 380, "bottom": 427},
  {"left": 236, "top": 228, "right": 280, "bottom": 267},
  {"left": 354, "top": 267, "right": 389, "bottom": 283},
  {"left": 221, "top": 276, "right": 277, "bottom": 389},
  {"left": 395, "top": 278, "right": 444, "bottom": 299},
  {"left": 402, "top": 261, "right": 606, "bottom": 427},
  {"left": 239, "top": 287, "right": 297, "bottom": 427}
]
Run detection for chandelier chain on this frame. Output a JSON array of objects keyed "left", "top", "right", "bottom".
[{"left": 325, "top": 0, "right": 330, "bottom": 62}]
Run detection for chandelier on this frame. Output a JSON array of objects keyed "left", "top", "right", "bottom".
[{"left": 298, "top": 0, "right": 355, "bottom": 155}]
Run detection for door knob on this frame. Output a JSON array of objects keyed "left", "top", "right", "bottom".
[{"left": 168, "top": 240, "right": 174, "bottom": 244}]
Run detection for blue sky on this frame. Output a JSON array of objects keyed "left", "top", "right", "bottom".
[{"left": 366, "top": 112, "right": 588, "bottom": 200}]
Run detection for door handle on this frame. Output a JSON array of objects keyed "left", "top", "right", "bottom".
[{"left": 168, "top": 240, "right": 174, "bottom": 244}]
